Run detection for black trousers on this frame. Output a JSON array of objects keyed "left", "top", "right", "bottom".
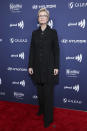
[{"left": 36, "top": 82, "right": 54, "bottom": 123}]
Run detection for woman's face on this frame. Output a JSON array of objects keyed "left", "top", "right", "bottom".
[{"left": 38, "top": 11, "right": 49, "bottom": 25}]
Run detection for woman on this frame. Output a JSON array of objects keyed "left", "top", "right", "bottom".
[{"left": 28, "top": 8, "right": 60, "bottom": 128}]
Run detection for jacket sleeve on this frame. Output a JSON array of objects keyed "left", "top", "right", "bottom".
[
  {"left": 53, "top": 29, "right": 60, "bottom": 69},
  {"left": 28, "top": 31, "right": 34, "bottom": 68}
]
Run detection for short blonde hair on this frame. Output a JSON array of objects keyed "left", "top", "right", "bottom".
[{"left": 38, "top": 8, "right": 50, "bottom": 19}]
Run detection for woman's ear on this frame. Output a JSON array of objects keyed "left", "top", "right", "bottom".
[{"left": 48, "top": 16, "right": 50, "bottom": 23}]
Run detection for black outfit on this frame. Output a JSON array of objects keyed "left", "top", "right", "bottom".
[{"left": 28, "top": 25, "right": 60, "bottom": 127}]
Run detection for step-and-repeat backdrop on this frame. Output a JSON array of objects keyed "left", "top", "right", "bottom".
[{"left": 0, "top": 0, "right": 87, "bottom": 111}]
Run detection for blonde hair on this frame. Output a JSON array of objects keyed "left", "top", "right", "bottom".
[{"left": 38, "top": 8, "right": 50, "bottom": 19}]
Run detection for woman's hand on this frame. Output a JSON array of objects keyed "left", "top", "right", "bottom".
[
  {"left": 54, "top": 69, "right": 59, "bottom": 75},
  {"left": 28, "top": 68, "right": 34, "bottom": 75}
]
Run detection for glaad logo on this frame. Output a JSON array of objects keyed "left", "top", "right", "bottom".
[
  {"left": 75, "top": 54, "right": 82, "bottom": 63},
  {"left": 78, "top": 19, "right": 86, "bottom": 28},
  {"left": 20, "top": 80, "right": 25, "bottom": 87},
  {"left": 48, "top": 20, "right": 53, "bottom": 28},
  {"left": 19, "top": 52, "right": 24, "bottom": 59},
  {"left": 32, "top": 4, "right": 56, "bottom": 10},
  {"left": 10, "top": 20, "right": 24, "bottom": 29},
  {"left": 66, "top": 69, "right": 80, "bottom": 77},
  {"left": 12, "top": 80, "right": 25, "bottom": 87},
  {"left": 63, "top": 98, "right": 82, "bottom": 104},
  {"left": 61, "top": 39, "right": 87, "bottom": 44},
  {"left": 10, "top": 38, "right": 28, "bottom": 44},
  {"left": 68, "top": 2, "right": 87, "bottom": 9},
  {"left": 14, "top": 92, "right": 24, "bottom": 99},
  {"left": 18, "top": 21, "right": 24, "bottom": 29},
  {"left": 66, "top": 54, "right": 82, "bottom": 63},
  {"left": 73, "top": 85, "right": 79, "bottom": 92},
  {"left": 9, "top": 3, "right": 22, "bottom": 12},
  {"left": 64, "top": 84, "right": 79, "bottom": 92},
  {"left": 7, "top": 67, "right": 27, "bottom": 72},
  {"left": 0, "top": 78, "right": 2, "bottom": 85},
  {"left": 10, "top": 52, "right": 24, "bottom": 60},
  {"left": 68, "top": 19, "right": 86, "bottom": 29}
]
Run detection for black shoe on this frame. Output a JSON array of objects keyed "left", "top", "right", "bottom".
[
  {"left": 44, "top": 122, "right": 50, "bottom": 128},
  {"left": 44, "top": 119, "right": 53, "bottom": 128}
]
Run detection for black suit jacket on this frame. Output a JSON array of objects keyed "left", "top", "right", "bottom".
[{"left": 28, "top": 25, "right": 60, "bottom": 85}]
